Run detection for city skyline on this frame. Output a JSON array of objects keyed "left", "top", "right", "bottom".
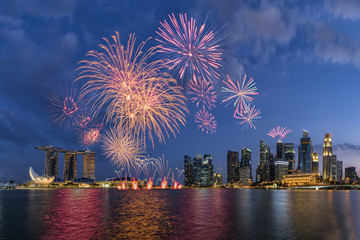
[{"left": 2, "top": 0, "right": 360, "bottom": 182}]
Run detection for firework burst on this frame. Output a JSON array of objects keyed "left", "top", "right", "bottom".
[
  {"left": 194, "top": 109, "right": 217, "bottom": 134},
  {"left": 48, "top": 84, "right": 83, "bottom": 128},
  {"left": 234, "top": 106, "right": 261, "bottom": 129},
  {"left": 102, "top": 126, "right": 144, "bottom": 169},
  {"left": 267, "top": 126, "right": 292, "bottom": 141},
  {"left": 222, "top": 74, "right": 259, "bottom": 116},
  {"left": 152, "top": 155, "right": 172, "bottom": 185},
  {"left": 156, "top": 13, "right": 222, "bottom": 82},
  {"left": 186, "top": 76, "right": 217, "bottom": 110},
  {"left": 76, "top": 32, "right": 188, "bottom": 147},
  {"left": 81, "top": 128, "right": 100, "bottom": 147}
]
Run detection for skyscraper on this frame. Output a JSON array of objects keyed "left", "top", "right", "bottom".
[
  {"left": 241, "top": 148, "right": 252, "bottom": 167},
  {"left": 45, "top": 150, "right": 59, "bottom": 177},
  {"left": 227, "top": 150, "right": 239, "bottom": 185},
  {"left": 331, "top": 155, "right": 337, "bottom": 181},
  {"left": 312, "top": 152, "right": 319, "bottom": 174},
  {"left": 336, "top": 160, "right": 343, "bottom": 181},
  {"left": 276, "top": 140, "right": 284, "bottom": 159},
  {"left": 64, "top": 152, "right": 77, "bottom": 181},
  {"left": 275, "top": 161, "right": 289, "bottom": 181},
  {"left": 184, "top": 155, "right": 193, "bottom": 187},
  {"left": 298, "top": 130, "right": 313, "bottom": 173},
  {"left": 240, "top": 148, "right": 252, "bottom": 185},
  {"left": 260, "top": 140, "right": 271, "bottom": 182},
  {"left": 323, "top": 133, "right": 332, "bottom": 180},
  {"left": 203, "top": 154, "right": 214, "bottom": 186},
  {"left": 284, "top": 143, "right": 295, "bottom": 174},
  {"left": 83, "top": 152, "right": 95, "bottom": 180},
  {"left": 193, "top": 155, "right": 203, "bottom": 187},
  {"left": 345, "top": 167, "right": 358, "bottom": 183}
]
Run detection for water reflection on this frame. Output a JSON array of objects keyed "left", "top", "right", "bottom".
[
  {"left": 40, "top": 189, "right": 105, "bottom": 239},
  {"left": 0, "top": 189, "right": 360, "bottom": 239}
]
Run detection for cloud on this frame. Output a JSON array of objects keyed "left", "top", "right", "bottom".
[{"left": 324, "top": 0, "right": 360, "bottom": 21}]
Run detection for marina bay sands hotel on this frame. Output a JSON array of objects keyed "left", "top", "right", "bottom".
[{"left": 35, "top": 146, "right": 95, "bottom": 181}]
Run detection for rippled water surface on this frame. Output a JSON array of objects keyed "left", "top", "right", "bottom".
[{"left": 0, "top": 189, "right": 359, "bottom": 239}]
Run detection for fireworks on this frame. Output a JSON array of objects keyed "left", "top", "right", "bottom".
[
  {"left": 152, "top": 155, "right": 172, "bottom": 186},
  {"left": 77, "top": 32, "right": 188, "bottom": 146},
  {"left": 234, "top": 106, "right": 261, "bottom": 129},
  {"left": 186, "top": 76, "right": 217, "bottom": 110},
  {"left": 194, "top": 109, "right": 217, "bottom": 134},
  {"left": 48, "top": 85, "right": 83, "bottom": 128},
  {"left": 222, "top": 74, "right": 259, "bottom": 116},
  {"left": 156, "top": 13, "right": 222, "bottom": 82},
  {"left": 102, "top": 126, "right": 144, "bottom": 169},
  {"left": 267, "top": 126, "right": 292, "bottom": 141},
  {"left": 81, "top": 128, "right": 100, "bottom": 147}
]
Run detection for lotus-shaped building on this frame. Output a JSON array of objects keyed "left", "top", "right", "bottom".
[{"left": 29, "top": 167, "right": 55, "bottom": 185}]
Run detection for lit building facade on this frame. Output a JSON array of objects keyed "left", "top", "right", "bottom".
[
  {"left": 193, "top": 155, "right": 203, "bottom": 187},
  {"left": 227, "top": 150, "right": 239, "bottom": 185},
  {"left": 184, "top": 155, "right": 193, "bottom": 187},
  {"left": 213, "top": 172, "right": 223, "bottom": 187},
  {"left": 322, "top": 133, "right": 332, "bottom": 180},
  {"left": 276, "top": 140, "right": 284, "bottom": 159},
  {"left": 259, "top": 140, "right": 271, "bottom": 182},
  {"left": 331, "top": 155, "right": 337, "bottom": 181},
  {"left": 312, "top": 152, "right": 319, "bottom": 174},
  {"left": 275, "top": 160, "right": 289, "bottom": 181},
  {"left": 83, "top": 152, "right": 95, "bottom": 179},
  {"left": 45, "top": 150, "right": 59, "bottom": 178},
  {"left": 239, "top": 166, "right": 251, "bottom": 185},
  {"left": 64, "top": 152, "right": 77, "bottom": 181},
  {"left": 284, "top": 143, "right": 295, "bottom": 174},
  {"left": 298, "top": 130, "right": 313, "bottom": 173},
  {"left": 345, "top": 167, "right": 358, "bottom": 183}
]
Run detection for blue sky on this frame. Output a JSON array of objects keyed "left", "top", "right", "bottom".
[{"left": 1, "top": 0, "right": 360, "bottom": 182}]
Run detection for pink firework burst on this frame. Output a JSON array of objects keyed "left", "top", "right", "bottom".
[
  {"left": 222, "top": 74, "right": 259, "bottom": 116},
  {"left": 186, "top": 76, "right": 217, "bottom": 110},
  {"left": 234, "top": 106, "right": 261, "bottom": 129},
  {"left": 194, "top": 109, "right": 217, "bottom": 134},
  {"left": 156, "top": 13, "right": 222, "bottom": 82},
  {"left": 267, "top": 126, "right": 292, "bottom": 141},
  {"left": 48, "top": 84, "right": 84, "bottom": 128},
  {"left": 81, "top": 128, "right": 100, "bottom": 147}
]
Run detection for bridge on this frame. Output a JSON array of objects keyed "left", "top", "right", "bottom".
[{"left": 288, "top": 185, "right": 360, "bottom": 190}]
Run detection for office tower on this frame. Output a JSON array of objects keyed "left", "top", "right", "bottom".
[
  {"left": 255, "top": 164, "right": 261, "bottom": 182},
  {"left": 260, "top": 140, "right": 271, "bottom": 182},
  {"left": 193, "top": 155, "right": 203, "bottom": 187},
  {"left": 241, "top": 148, "right": 252, "bottom": 167},
  {"left": 284, "top": 143, "right": 295, "bottom": 174},
  {"left": 276, "top": 140, "right": 284, "bottom": 159},
  {"left": 345, "top": 167, "right": 358, "bottom": 183},
  {"left": 298, "top": 130, "right": 313, "bottom": 173},
  {"left": 275, "top": 161, "right": 289, "bottom": 181},
  {"left": 227, "top": 150, "right": 239, "bottom": 185},
  {"left": 312, "top": 153, "right": 319, "bottom": 174},
  {"left": 184, "top": 155, "right": 193, "bottom": 187},
  {"left": 64, "top": 152, "right": 77, "bottom": 181},
  {"left": 336, "top": 160, "right": 343, "bottom": 181},
  {"left": 45, "top": 150, "right": 59, "bottom": 177},
  {"left": 323, "top": 133, "right": 332, "bottom": 180},
  {"left": 83, "top": 152, "right": 95, "bottom": 180},
  {"left": 331, "top": 155, "right": 337, "bottom": 181},
  {"left": 203, "top": 154, "right": 214, "bottom": 186},
  {"left": 213, "top": 172, "right": 223, "bottom": 187}
]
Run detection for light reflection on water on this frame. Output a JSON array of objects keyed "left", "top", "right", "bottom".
[{"left": 0, "top": 189, "right": 359, "bottom": 239}]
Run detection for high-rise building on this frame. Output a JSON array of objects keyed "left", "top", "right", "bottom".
[
  {"left": 323, "top": 133, "right": 332, "bottom": 180},
  {"left": 45, "top": 150, "right": 59, "bottom": 177},
  {"left": 64, "top": 152, "right": 77, "bottom": 181},
  {"left": 239, "top": 166, "right": 251, "bottom": 185},
  {"left": 259, "top": 140, "right": 271, "bottom": 182},
  {"left": 345, "top": 167, "right": 358, "bottom": 183},
  {"left": 331, "top": 155, "right": 337, "bottom": 181},
  {"left": 213, "top": 172, "right": 223, "bottom": 187},
  {"left": 193, "top": 155, "right": 203, "bottom": 187},
  {"left": 336, "top": 160, "right": 343, "bottom": 181},
  {"left": 284, "top": 143, "right": 295, "bottom": 174},
  {"left": 227, "top": 151, "right": 239, "bottom": 185},
  {"left": 312, "top": 152, "right": 319, "bottom": 174},
  {"left": 298, "top": 130, "right": 313, "bottom": 173},
  {"left": 275, "top": 160, "right": 289, "bottom": 181},
  {"left": 184, "top": 155, "right": 193, "bottom": 187},
  {"left": 241, "top": 148, "right": 252, "bottom": 167},
  {"left": 276, "top": 140, "right": 284, "bottom": 159},
  {"left": 203, "top": 154, "right": 214, "bottom": 186},
  {"left": 83, "top": 152, "right": 95, "bottom": 180}
]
